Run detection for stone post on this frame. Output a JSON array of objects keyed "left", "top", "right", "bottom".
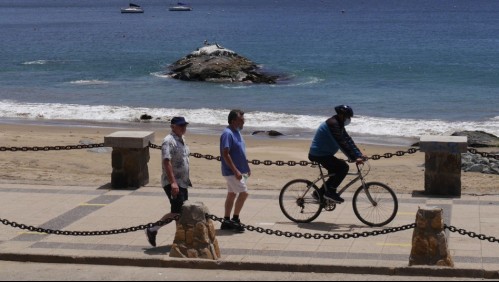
[
  {"left": 170, "top": 202, "right": 221, "bottom": 260},
  {"left": 409, "top": 207, "right": 454, "bottom": 267},
  {"left": 419, "top": 136, "right": 468, "bottom": 197},
  {"left": 104, "top": 131, "right": 155, "bottom": 189}
]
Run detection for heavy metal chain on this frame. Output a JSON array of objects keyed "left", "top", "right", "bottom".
[
  {"left": 2, "top": 215, "right": 499, "bottom": 244},
  {"left": 445, "top": 225, "right": 499, "bottom": 243},
  {"left": 0, "top": 216, "right": 178, "bottom": 236},
  {"left": 467, "top": 148, "right": 499, "bottom": 160},
  {"left": 150, "top": 143, "right": 421, "bottom": 166},
  {"left": 0, "top": 143, "right": 105, "bottom": 152},
  {"left": 207, "top": 214, "right": 415, "bottom": 240}
]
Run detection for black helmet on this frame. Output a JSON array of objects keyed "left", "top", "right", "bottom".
[{"left": 334, "top": 105, "right": 354, "bottom": 118}]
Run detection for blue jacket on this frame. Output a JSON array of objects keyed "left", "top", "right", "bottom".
[{"left": 309, "top": 116, "right": 362, "bottom": 161}]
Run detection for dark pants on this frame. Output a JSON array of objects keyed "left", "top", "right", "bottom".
[
  {"left": 308, "top": 154, "right": 349, "bottom": 190},
  {"left": 163, "top": 185, "right": 188, "bottom": 214}
]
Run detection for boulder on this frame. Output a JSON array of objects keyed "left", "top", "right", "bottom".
[
  {"left": 168, "top": 43, "right": 278, "bottom": 84},
  {"left": 452, "top": 131, "right": 499, "bottom": 148},
  {"left": 251, "top": 130, "right": 284, "bottom": 137}
]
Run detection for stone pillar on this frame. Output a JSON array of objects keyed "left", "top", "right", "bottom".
[
  {"left": 104, "top": 131, "right": 155, "bottom": 189},
  {"left": 409, "top": 207, "right": 454, "bottom": 267},
  {"left": 419, "top": 136, "right": 468, "bottom": 197},
  {"left": 170, "top": 202, "right": 221, "bottom": 260}
]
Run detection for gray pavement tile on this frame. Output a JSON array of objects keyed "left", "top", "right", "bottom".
[{"left": 2, "top": 184, "right": 499, "bottom": 273}]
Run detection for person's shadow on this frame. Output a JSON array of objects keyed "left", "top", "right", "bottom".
[{"left": 143, "top": 245, "right": 172, "bottom": 256}]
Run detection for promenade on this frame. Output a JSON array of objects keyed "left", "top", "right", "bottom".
[{"left": 1, "top": 183, "right": 498, "bottom": 279}]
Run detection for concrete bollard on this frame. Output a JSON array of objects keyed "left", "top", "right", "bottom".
[
  {"left": 170, "top": 202, "right": 221, "bottom": 260},
  {"left": 104, "top": 131, "right": 155, "bottom": 189},
  {"left": 419, "top": 136, "right": 468, "bottom": 197},
  {"left": 409, "top": 207, "right": 454, "bottom": 267}
]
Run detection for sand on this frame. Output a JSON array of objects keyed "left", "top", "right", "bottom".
[{"left": 0, "top": 122, "right": 497, "bottom": 195}]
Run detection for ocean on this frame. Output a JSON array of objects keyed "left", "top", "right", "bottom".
[{"left": 0, "top": 0, "right": 498, "bottom": 145}]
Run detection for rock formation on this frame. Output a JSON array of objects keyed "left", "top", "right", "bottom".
[
  {"left": 452, "top": 131, "right": 499, "bottom": 148},
  {"left": 168, "top": 43, "right": 278, "bottom": 84},
  {"left": 409, "top": 208, "right": 454, "bottom": 267},
  {"left": 169, "top": 202, "right": 221, "bottom": 260}
]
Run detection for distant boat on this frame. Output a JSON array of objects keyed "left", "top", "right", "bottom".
[
  {"left": 121, "top": 3, "right": 144, "bottom": 13},
  {"left": 169, "top": 2, "right": 192, "bottom": 11}
]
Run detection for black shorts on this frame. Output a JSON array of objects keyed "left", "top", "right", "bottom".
[{"left": 163, "top": 185, "right": 188, "bottom": 214}]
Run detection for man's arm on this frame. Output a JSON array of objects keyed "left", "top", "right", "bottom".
[
  {"left": 164, "top": 158, "right": 179, "bottom": 197},
  {"left": 222, "top": 148, "right": 243, "bottom": 180}
]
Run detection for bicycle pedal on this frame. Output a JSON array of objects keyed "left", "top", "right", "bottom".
[{"left": 324, "top": 198, "right": 343, "bottom": 204}]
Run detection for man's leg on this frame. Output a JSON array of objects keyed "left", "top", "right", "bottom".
[
  {"left": 233, "top": 192, "right": 248, "bottom": 217},
  {"left": 309, "top": 155, "right": 349, "bottom": 202},
  {"left": 224, "top": 192, "right": 237, "bottom": 218}
]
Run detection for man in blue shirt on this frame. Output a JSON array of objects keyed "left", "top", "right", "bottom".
[
  {"left": 220, "top": 109, "right": 251, "bottom": 233},
  {"left": 309, "top": 105, "right": 366, "bottom": 203}
]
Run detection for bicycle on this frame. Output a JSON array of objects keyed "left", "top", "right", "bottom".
[{"left": 279, "top": 161, "right": 398, "bottom": 227}]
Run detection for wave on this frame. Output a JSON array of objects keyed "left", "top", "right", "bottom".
[
  {"left": 68, "top": 80, "right": 110, "bottom": 85},
  {"left": 22, "top": 60, "right": 49, "bottom": 65},
  {"left": 0, "top": 100, "right": 497, "bottom": 139}
]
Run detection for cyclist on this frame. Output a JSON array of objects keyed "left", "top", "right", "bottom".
[{"left": 308, "top": 105, "right": 367, "bottom": 203}]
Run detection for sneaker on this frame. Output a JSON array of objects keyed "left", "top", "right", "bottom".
[
  {"left": 145, "top": 228, "right": 157, "bottom": 247},
  {"left": 221, "top": 220, "right": 234, "bottom": 230},
  {"left": 231, "top": 219, "right": 245, "bottom": 233},
  {"left": 323, "top": 190, "right": 344, "bottom": 203}
]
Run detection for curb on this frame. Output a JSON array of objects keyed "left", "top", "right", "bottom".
[{"left": 1, "top": 252, "right": 498, "bottom": 279}]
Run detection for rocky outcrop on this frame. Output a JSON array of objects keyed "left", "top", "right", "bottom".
[
  {"left": 168, "top": 44, "right": 278, "bottom": 84},
  {"left": 409, "top": 208, "right": 454, "bottom": 267},
  {"left": 251, "top": 130, "right": 284, "bottom": 137},
  {"left": 462, "top": 152, "right": 499, "bottom": 175},
  {"left": 169, "top": 202, "right": 221, "bottom": 260},
  {"left": 452, "top": 131, "right": 499, "bottom": 148}
]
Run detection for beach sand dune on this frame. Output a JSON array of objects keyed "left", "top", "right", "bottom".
[{"left": 0, "top": 123, "right": 497, "bottom": 195}]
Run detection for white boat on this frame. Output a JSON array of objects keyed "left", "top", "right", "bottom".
[
  {"left": 169, "top": 2, "right": 192, "bottom": 11},
  {"left": 121, "top": 3, "right": 144, "bottom": 13}
]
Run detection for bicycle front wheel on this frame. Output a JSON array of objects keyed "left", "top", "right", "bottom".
[
  {"left": 279, "top": 179, "right": 322, "bottom": 223},
  {"left": 352, "top": 182, "right": 398, "bottom": 227}
]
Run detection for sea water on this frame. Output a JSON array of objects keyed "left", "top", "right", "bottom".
[{"left": 0, "top": 0, "right": 498, "bottom": 145}]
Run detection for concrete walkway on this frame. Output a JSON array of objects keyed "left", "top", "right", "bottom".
[{"left": 0, "top": 183, "right": 498, "bottom": 279}]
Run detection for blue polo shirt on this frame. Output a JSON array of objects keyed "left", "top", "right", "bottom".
[{"left": 220, "top": 127, "right": 250, "bottom": 176}]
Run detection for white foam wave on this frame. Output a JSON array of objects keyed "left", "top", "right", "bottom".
[
  {"left": 69, "top": 80, "right": 110, "bottom": 85},
  {"left": 22, "top": 60, "right": 49, "bottom": 65},
  {"left": 0, "top": 100, "right": 497, "bottom": 138}
]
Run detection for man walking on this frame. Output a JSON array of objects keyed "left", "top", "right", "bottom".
[
  {"left": 220, "top": 109, "right": 250, "bottom": 233},
  {"left": 146, "top": 116, "right": 191, "bottom": 247}
]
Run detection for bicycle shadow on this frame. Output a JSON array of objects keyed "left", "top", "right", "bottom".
[{"left": 277, "top": 221, "right": 366, "bottom": 232}]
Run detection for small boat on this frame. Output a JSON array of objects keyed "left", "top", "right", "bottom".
[
  {"left": 169, "top": 2, "right": 192, "bottom": 11},
  {"left": 121, "top": 3, "right": 144, "bottom": 13}
]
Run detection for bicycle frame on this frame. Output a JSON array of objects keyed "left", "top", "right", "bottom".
[{"left": 311, "top": 162, "right": 376, "bottom": 204}]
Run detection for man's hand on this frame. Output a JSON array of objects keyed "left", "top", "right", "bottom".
[
  {"left": 171, "top": 183, "right": 180, "bottom": 198},
  {"left": 355, "top": 155, "right": 368, "bottom": 165}
]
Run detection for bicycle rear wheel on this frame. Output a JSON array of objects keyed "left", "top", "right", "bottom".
[
  {"left": 279, "top": 179, "right": 322, "bottom": 223},
  {"left": 352, "top": 182, "right": 398, "bottom": 227}
]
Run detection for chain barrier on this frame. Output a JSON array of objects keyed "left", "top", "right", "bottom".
[
  {"left": 150, "top": 143, "right": 421, "bottom": 166},
  {"left": 467, "top": 148, "right": 499, "bottom": 160},
  {"left": 0, "top": 216, "right": 178, "bottom": 236},
  {"left": 445, "top": 225, "right": 499, "bottom": 243},
  {"left": 0, "top": 143, "right": 105, "bottom": 152},
  {"left": 207, "top": 214, "right": 416, "bottom": 240},
  {"left": 1, "top": 142, "right": 496, "bottom": 163},
  {"left": 0, "top": 213, "right": 414, "bottom": 239},
  {"left": 2, "top": 215, "right": 499, "bottom": 244}
]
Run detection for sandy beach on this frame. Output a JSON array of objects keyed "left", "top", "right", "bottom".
[{"left": 0, "top": 122, "right": 497, "bottom": 195}]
